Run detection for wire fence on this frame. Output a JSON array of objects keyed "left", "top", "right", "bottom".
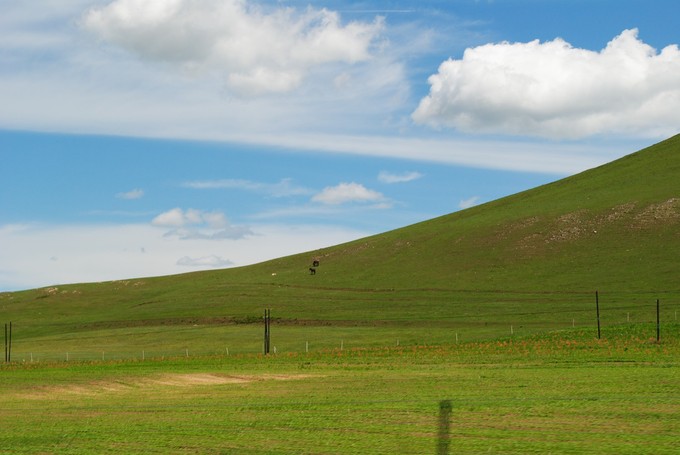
[{"left": 3, "top": 289, "right": 680, "bottom": 364}]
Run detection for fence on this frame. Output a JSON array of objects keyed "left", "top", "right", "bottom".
[{"left": 3, "top": 289, "right": 679, "bottom": 364}]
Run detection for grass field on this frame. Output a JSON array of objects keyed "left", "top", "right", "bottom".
[
  {"left": 1, "top": 327, "right": 678, "bottom": 454},
  {"left": 4, "top": 287, "right": 679, "bottom": 362}
]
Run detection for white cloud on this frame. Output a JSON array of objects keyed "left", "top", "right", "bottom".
[
  {"left": 413, "top": 29, "right": 680, "bottom": 139},
  {"left": 459, "top": 196, "right": 481, "bottom": 210},
  {"left": 378, "top": 171, "right": 423, "bottom": 184},
  {"left": 177, "top": 255, "right": 233, "bottom": 268},
  {"left": 183, "top": 179, "right": 263, "bottom": 190},
  {"left": 0, "top": 4, "right": 655, "bottom": 177},
  {"left": 165, "top": 227, "right": 254, "bottom": 241},
  {"left": 182, "top": 178, "right": 312, "bottom": 197},
  {"left": 312, "top": 182, "right": 386, "bottom": 205},
  {"left": 151, "top": 208, "right": 253, "bottom": 240},
  {"left": 231, "top": 131, "right": 627, "bottom": 175},
  {"left": 116, "top": 188, "right": 144, "bottom": 200},
  {"left": 0, "top": 1, "right": 413, "bottom": 157},
  {"left": 151, "top": 208, "right": 203, "bottom": 227},
  {"left": 82, "top": 0, "right": 384, "bottom": 96}
]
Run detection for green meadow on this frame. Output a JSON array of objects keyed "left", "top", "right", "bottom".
[
  {"left": 1, "top": 328, "right": 679, "bottom": 454},
  {"left": 2, "top": 135, "right": 680, "bottom": 453}
]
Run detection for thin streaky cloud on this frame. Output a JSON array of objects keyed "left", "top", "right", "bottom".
[
  {"left": 116, "top": 188, "right": 144, "bottom": 200},
  {"left": 339, "top": 10, "right": 416, "bottom": 13},
  {"left": 177, "top": 255, "right": 234, "bottom": 268},
  {"left": 89, "top": 210, "right": 157, "bottom": 218},
  {"left": 248, "top": 200, "right": 393, "bottom": 221},
  {"left": 182, "top": 179, "right": 260, "bottom": 190},
  {"left": 247, "top": 204, "right": 346, "bottom": 220},
  {"left": 221, "top": 132, "right": 623, "bottom": 175},
  {"left": 459, "top": 196, "right": 481, "bottom": 210},
  {"left": 182, "top": 178, "right": 313, "bottom": 197},
  {"left": 378, "top": 171, "right": 423, "bottom": 184}
]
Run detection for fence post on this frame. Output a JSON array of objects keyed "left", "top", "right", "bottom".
[
  {"left": 263, "top": 309, "right": 271, "bottom": 355},
  {"left": 437, "top": 400, "right": 452, "bottom": 455},
  {"left": 595, "top": 291, "right": 601, "bottom": 339},
  {"left": 656, "top": 299, "right": 660, "bottom": 343},
  {"left": 4, "top": 322, "right": 11, "bottom": 363}
]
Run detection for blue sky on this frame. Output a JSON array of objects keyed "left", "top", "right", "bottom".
[{"left": 1, "top": 0, "right": 679, "bottom": 291}]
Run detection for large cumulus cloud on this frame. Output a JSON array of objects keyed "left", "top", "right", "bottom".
[
  {"left": 413, "top": 29, "right": 680, "bottom": 139},
  {"left": 83, "top": 0, "right": 384, "bottom": 96}
]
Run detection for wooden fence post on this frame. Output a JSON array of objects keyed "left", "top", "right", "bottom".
[
  {"left": 595, "top": 291, "right": 601, "bottom": 339},
  {"left": 656, "top": 299, "right": 660, "bottom": 343},
  {"left": 4, "top": 322, "right": 11, "bottom": 363},
  {"left": 264, "top": 309, "right": 271, "bottom": 355}
]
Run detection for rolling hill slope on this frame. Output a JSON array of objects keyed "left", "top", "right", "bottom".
[
  {"left": 259, "top": 133, "right": 680, "bottom": 291},
  {"left": 2, "top": 134, "right": 679, "bottom": 349}
]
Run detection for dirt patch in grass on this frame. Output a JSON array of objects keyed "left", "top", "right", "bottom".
[
  {"left": 148, "top": 373, "right": 316, "bottom": 386},
  {"left": 18, "top": 373, "right": 320, "bottom": 399}
]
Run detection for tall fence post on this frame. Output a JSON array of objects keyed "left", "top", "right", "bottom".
[
  {"left": 437, "top": 400, "right": 452, "bottom": 455},
  {"left": 4, "top": 322, "right": 10, "bottom": 363},
  {"left": 264, "top": 309, "right": 271, "bottom": 355},
  {"left": 595, "top": 291, "right": 601, "bottom": 339}
]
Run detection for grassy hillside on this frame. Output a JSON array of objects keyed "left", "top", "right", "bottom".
[
  {"left": 281, "top": 132, "right": 680, "bottom": 291},
  {"left": 2, "top": 135, "right": 679, "bottom": 359}
]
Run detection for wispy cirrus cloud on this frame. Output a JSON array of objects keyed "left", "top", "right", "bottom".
[
  {"left": 378, "top": 171, "right": 423, "bottom": 184},
  {"left": 459, "top": 196, "right": 481, "bottom": 210},
  {"left": 177, "top": 255, "right": 233, "bottom": 268},
  {"left": 116, "top": 188, "right": 144, "bottom": 200},
  {"left": 182, "top": 178, "right": 312, "bottom": 197}
]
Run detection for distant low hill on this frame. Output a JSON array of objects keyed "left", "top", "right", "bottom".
[{"left": 3, "top": 135, "right": 679, "bottom": 339}]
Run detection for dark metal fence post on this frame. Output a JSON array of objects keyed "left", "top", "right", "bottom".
[{"left": 437, "top": 400, "right": 452, "bottom": 455}]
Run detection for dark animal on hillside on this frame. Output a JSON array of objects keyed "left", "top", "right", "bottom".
[
  {"left": 309, "top": 267, "right": 316, "bottom": 275},
  {"left": 312, "top": 260, "right": 319, "bottom": 267}
]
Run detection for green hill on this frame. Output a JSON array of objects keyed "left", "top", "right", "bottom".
[
  {"left": 250, "top": 133, "right": 680, "bottom": 292},
  {"left": 2, "top": 134, "right": 679, "bottom": 357}
]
